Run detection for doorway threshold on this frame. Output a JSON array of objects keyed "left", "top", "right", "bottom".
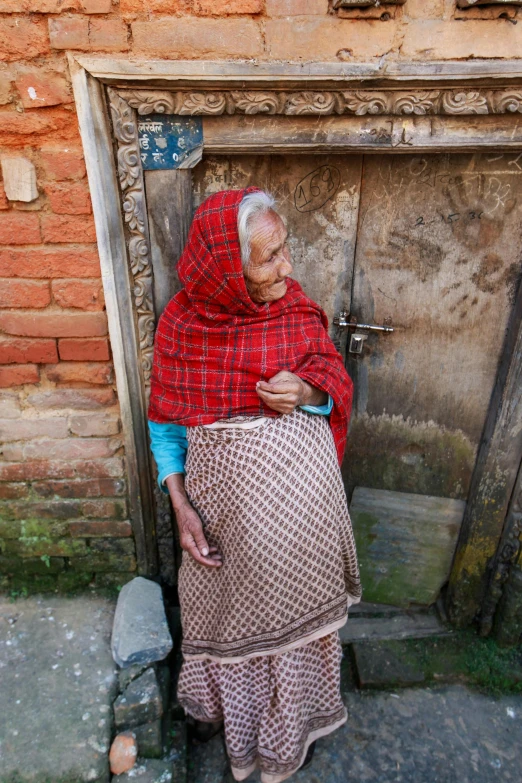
[{"left": 341, "top": 599, "right": 452, "bottom": 644}]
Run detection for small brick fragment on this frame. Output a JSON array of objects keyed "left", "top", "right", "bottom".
[
  {"left": 0, "top": 280, "right": 50, "bottom": 309},
  {"left": 0, "top": 364, "right": 39, "bottom": 387},
  {"left": 41, "top": 215, "right": 96, "bottom": 244},
  {"left": 52, "top": 279, "right": 104, "bottom": 311},
  {"left": 45, "top": 362, "right": 113, "bottom": 385},
  {"left": 0, "top": 212, "right": 41, "bottom": 245},
  {"left": 0, "top": 337, "right": 58, "bottom": 364},
  {"left": 58, "top": 337, "right": 110, "bottom": 361},
  {"left": 109, "top": 731, "right": 138, "bottom": 776},
  {"left": 45, "top": 182, "right": 92, "bottom": 215}
]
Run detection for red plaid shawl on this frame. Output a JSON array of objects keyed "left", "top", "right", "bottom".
[{"left": 148, "top": 188, "right": 353, "bottom": 464}]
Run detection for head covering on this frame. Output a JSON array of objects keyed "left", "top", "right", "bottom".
[{"left": 148, "top": 188, "right": 353, "bottom": 464}]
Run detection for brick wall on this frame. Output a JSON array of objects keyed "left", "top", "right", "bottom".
[{"left": 0, "top": 0, "right": 519, "bottom": 594}]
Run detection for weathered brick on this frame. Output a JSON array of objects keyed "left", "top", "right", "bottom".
[
  {"left": 0, "top": 280, "right": 50, "bottom": 309},
  {"left": 0, "top": 248, "right": 100, "bottom": 278},
  {"left": 45, "top": 182, "right": 92, "bottom": 215},
  {"left": 0, "top": 213, "right": 41, "bottom": 245},
  {"left": 0, "top": 555, "right": 65, "bottom": 576},
  {"left": 266, "top": 0, "right": 327, "bottom": 13},
  {"left": 119, "top": 0, "right": 143, "bottom": 10},
  {"left": 27, "top": 388, "right": 115, "bottom": 409},
  {"left": 0, "top": 17, "right": 49, "bottom": 61},
  {"left": 48, "top": 16, "right": 90, "bottom": 51},
  {"left": 0, "top": 72, "right": 13, "bottom": 106},
  {"left": 69, "top": 413, "right": 120, "bottom": 437},
  {"left": 0, "top": 337, "right": 58, "bottom": 364},
  {"left": 39, "top": 146, "right": 86, "bottom": 181},
  {"left": 405, "top": 0, "right": 444, "bottom": 19},
  {"left": 0, "top": 417, "right": 68, "bottom": 442},
  {"left": 1, "top": 498, "right": 83, "bottom": 521},
  {"left": 401, "top": 20, "right": 522, "bottom": 59},
  {"left": 89, "top": 19, "right": 129, "bottom": 51},
  {"left": 0, "top": 391, "right": 20, "bottom": 417},
  {"left": 132, "top": 18, "right": 263, "bottom": 58},
  {"left": 94, "top": 571, "right": 134, "bottom": 588},
  {"left": 69, "top": 519, "right": 132, "bottom": 537},
  {"left": 8, "top": 1, "right": 76, "bottom": 10},
  {"left": 194, "top": 0, "right": 262, "bottom": 14},
  {"left": 15, "top": 69, "right": 72, "bottom": 110},
  {"left": 0, "top": 482, "right": 28, "bottom": 499},
  {"left": 74, "top": 552, "right": 136, "bottom": 572},
  {"left": 90, "top": 537, "right": 135, "bottom": 555},
  {"left": 56, "top": 571, "right": 94, "bottom": 591},
  {"left": 41, "top": 215, "right": 96, "bottom": 244},
  {"left": 0, "top": 311, "right": 108, "bottom": 338},
  {"left": 82, "top": 498, "right": 127, "bottom": 518},
  {"left": 266, "top": 18, "right": 396, "bottom": 59},
  {"left": 80, "top": 0, "right": 113, "bottom": 11},
  {"left": 58, "top": 337, "right": 110, "bottom": 361},
  {"left": 4, "top": 537, "right": 88, "bottom": 558},
  {"left": 0, "top": 364, "right": 39, "bottom": 387},
  {"left": 3, "top": 436, "right": 122, "bottom": 461},
  {"left": 45, "top": 362, "right": 112, "bottom": 385},
  {"left": 0, "top": 456, "right": 124, "bottom": 481},
  {"left": 33, "top": 477, "right": 125, "bottom": 498},
  {"left": 0, "top": 184, "right": 8, "bottom": 210},
  {"left": 51, "top": 279, "right": 104, "bottom": 311}
]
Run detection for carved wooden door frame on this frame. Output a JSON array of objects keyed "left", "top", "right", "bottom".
[{"left": 70, "top": 56, "right": 522, "bottom": 629}]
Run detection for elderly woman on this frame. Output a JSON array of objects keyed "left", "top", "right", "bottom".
[{"left": 148, "top": 188, "right": 361, "bottom": 783}]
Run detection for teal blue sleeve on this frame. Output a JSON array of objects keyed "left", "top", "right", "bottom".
[
  {"left": 148, "top": 420, "right": 188, "bottom": 493},
  {"left": 300, "top": 395, "right": 333, "bottom": 416}
]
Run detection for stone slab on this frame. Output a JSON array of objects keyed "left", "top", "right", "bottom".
[
  {"left": 352, "top": 641, "right": 426, "bottom": 688},
  {"left": 112, "top": 577, "right": 173, "bottom": 668},
  {"left": 340, "top": 608, "right": 452, "bottom": 643},
  {"left": 134, "top": 719, "right": 163, "bottom": 759},
  {"left": 112, "top": 758, "right": 173, "bottom": 783},
  {"left": 114, "top": 667, "right": 163, "bottom": 730},
  {"left": 350, "top": 487, "right": 466, "bottom": 606},
  {"left": 0, "top": 595, "right": 118, "bottom": 783}
]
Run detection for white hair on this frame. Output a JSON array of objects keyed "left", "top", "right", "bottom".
[{"left": 237, "top": 190, "right": 277, "bottom": 268}]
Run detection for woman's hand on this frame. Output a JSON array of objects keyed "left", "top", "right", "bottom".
[
  {"left": 256, "top": 370, "right": 327, "bottom": 414},
  {"left": 165, "top": 474, "right": 222, "bottom": 568}
]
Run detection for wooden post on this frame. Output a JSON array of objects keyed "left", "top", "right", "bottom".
[{"left": 446, "top": 276, "right": 522, "bottom": 627}]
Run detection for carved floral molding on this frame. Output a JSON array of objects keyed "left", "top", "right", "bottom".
[{"left": 118, "top": 88, "right": 522, "bottom": 117}]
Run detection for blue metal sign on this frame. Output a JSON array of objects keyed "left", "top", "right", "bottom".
[{"left": 137, "top": 115, "right": 203, "bottom": 170}]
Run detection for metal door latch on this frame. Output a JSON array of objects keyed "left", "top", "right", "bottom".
[{"left": 333, "top": 311, "right": 394, "bottom": 355}]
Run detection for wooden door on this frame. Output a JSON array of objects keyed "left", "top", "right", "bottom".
[{"left": 147, "top": 152, "right": 522, "bottom": 607}]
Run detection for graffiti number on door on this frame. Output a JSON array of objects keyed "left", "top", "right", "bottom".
[{"left": 294, "top": 165, "right": 341, "bottom": 213}]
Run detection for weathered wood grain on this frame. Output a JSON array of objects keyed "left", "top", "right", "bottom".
[
  {"left": 350, "top": 487, "right": 465, "bottom": 607},
  {"left": 145, "top": 169, "right": 193, "bottom": 316}
]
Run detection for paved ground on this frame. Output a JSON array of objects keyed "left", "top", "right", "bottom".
[
  {"left": 189, "top": 684, "right": 522, "bottom": 783},
  {"left": 0, "top": 595, "right": 118, "bottom": 783}
]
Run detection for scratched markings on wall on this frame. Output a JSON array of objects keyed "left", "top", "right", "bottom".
[{"left": 138, "top": 116, "right": 203, "bottom": 170}]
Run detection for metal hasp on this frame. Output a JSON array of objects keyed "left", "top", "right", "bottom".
[{"left": 333, "top": 311, "right": 394, "bottom": 355}]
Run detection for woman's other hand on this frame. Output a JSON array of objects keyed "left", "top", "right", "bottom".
[
  {"left": 165, "top": 474, "right": 222, "bottom": 568},
  {"left": 256, "top": 370, "right": 327, "bottom": 414}
]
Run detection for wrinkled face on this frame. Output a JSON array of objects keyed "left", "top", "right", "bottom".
[{"left": 244, "top": 210, "right": 293, "bottom": 303}]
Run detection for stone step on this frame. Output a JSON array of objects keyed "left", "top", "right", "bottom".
[{"left": 340, "top": 607, "right": 452, "bottom": 644}]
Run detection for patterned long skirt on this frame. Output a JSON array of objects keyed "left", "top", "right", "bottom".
[{"left": 177, "top": 409, "right": 361, "bottom": 783}]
